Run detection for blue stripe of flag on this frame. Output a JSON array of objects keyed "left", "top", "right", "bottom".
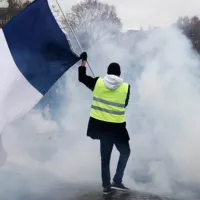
[{"left": 2, "top": 0, "right": 79, "bottom": 95}]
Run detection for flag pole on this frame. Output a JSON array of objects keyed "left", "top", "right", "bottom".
[{"left": 55, "top": 0, "right": 95, "bottom": 78}]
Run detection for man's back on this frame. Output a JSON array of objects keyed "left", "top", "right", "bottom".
[
  {"left": 78, "top": 65, "right": 130, "bottom": 141},
  {"left": 91, "top": 76, "right": 129, "bottom": 123}
]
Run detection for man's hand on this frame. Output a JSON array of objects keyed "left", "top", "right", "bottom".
[
  {"left": 80, "top": 52, "right": 87, "bottom": 61},
  {"left": 80, "top": 52, "right": 87, "bottom": 67}
]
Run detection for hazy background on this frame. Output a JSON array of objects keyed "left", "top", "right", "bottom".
[
  {"left": 1, "top": 0, "right": 200, "bottom": 200},
  {"left": 60, "top": 0, "right": 200, "bottom": 30}
]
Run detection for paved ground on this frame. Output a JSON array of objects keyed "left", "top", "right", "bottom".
[
  {"left": 0, "top": 163, "right": 179, "bottom": 200},
  {"left": 70, "top": 190, "right": 176, "bottom": 200},
  {"left": 13, "top": 185, "right": 176, "bottom": 200}
]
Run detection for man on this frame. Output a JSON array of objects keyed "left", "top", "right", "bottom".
[{"left": 78, "top": 52, "right": 131, "bottom": 194}]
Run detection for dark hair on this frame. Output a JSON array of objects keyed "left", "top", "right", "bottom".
[{"left": 107, "top": 62, "right": 121, "bottom": 76}]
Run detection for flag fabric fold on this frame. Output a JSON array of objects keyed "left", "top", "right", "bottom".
[{"left": 0, "top": 0, "right": 80, "bottom": 164}]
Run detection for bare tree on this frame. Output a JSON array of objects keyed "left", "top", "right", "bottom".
[
  {"left": 65, "top": 0, "right": 122, "bottom": 50},
  {"left": 7, "top": 0, "right": 30, "bottom": 10},
  {"left": 177, "top": 16, "right": 200, "bottom": 52},
  {"left": 0, "top": 0, "right": 30, "bottom": 27}
]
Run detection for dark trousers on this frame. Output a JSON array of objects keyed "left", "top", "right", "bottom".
[{"left": 100, "top": 134, "right": 131, "bottom": 188}]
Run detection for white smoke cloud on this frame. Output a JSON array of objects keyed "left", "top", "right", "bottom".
[{"left": 1, "top": 22, "right": 200, "bottom": 200}]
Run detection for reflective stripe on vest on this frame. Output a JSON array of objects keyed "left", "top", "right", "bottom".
[{"left": 90, "top": 77, "right": 128, "bottom": 123}]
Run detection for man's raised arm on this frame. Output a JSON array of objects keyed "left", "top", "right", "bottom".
[{"left": 78, "top": 52, "right": 98, "bottom": 91}]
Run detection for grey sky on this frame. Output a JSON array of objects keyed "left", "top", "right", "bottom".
[{"left": 59, "top": 0, "right": 200, "bottom": 30}]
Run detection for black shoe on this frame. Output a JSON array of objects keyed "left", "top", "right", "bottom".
[
  {"left": 111, "top": 182, "right": 129, "bottom": 191},
  {"left": 103, "top": 187, "right": 115, "bottom": 194}
]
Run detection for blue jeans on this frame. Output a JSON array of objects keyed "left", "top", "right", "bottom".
[{"left": 100, "top": 134, "right": 131, "bottom": 188}]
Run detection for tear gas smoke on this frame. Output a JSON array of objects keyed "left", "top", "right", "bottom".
[{"left": 1, "top": 8, "right": 200, "bottom": 200}]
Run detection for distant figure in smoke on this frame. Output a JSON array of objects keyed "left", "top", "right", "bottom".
[{"left": 78, "top": 52, "right": 131, "bottom": 194}]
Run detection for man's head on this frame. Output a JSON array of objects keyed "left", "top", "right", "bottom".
[{"left": 107, "top": 63, "right": 121, "bottom": 77}]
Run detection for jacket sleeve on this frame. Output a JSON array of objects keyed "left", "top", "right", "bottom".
[
  {"left": 78, "top": 66, "right": 98, "bottom": 91},
  {"left": 125, "top": 85, "right": 130, "bottom": 107}
]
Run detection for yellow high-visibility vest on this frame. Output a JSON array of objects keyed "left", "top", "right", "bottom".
[{"left": 90, "top": 77, "right": 129, "bottom": 123}]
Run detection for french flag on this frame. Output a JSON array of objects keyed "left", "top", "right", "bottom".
[{"left": 0, "top": 0, "right": 80, "bottom": 164}]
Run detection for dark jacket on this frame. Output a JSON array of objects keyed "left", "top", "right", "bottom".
[{"left": 78, "top": 66, "right": 130, "bottom": 141}]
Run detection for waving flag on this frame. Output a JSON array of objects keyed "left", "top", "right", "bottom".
[{"left": 0, "top": 0, "right": 80, "bottom": 164}]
